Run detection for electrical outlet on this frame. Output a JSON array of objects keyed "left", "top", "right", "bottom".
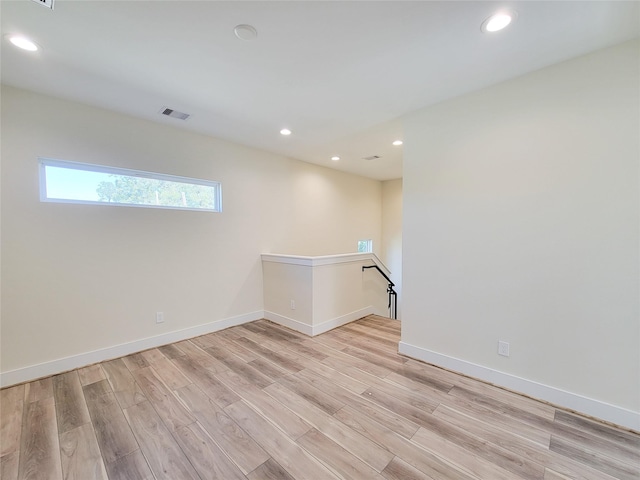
[
  {"left": 290, "top": 300, "right": 296, "bottom": 310},
  {"left": 498, "top": 340, "right": 510, "bottom": 357},
  {"left": 156, "top": 312, "right": 164, "bottom": 324}
]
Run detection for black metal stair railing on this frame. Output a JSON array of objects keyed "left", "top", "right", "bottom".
[{"left": 362, "top": 265, "right": 397, "bottom": 319}]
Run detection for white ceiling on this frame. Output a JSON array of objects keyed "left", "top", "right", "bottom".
[{"left": 2, "top": 1, "right": 638, "bottom": 180}]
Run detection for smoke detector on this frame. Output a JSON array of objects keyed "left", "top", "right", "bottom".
[{"left": 363, "top": 155, "right": 381, "bottom": 161}]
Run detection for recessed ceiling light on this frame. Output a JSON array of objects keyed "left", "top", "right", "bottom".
[
  {"left": 331, "top": 156, "right": 340, "bottom": 161},
  {"left": 280, "top": 128, "right": 292, "bottom": 136},
  {"left": 481, "top": 11, "right": 517, "bottom": 33},
  {"left": 234, "top": 24, "right": 258, "bottom": 41},
  {"left": 8, "top": 35, "right": 39, "bottom": 52},
  {"left": 392, "top": 140, "right": 403, "bottom": 146}
]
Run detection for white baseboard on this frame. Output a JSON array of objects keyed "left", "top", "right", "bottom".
[
  {"left": 399, "top": 341, "right": 640, "bottom": 432},
  {"left": 311, "top": 307, "right": 374, "bottom": 335},
  {"left": 263, "top": 311, "right": 314, "bottom": 336},
  {"left": 264, "top": 306, "right": 374, "bottom": 336},
  {"left": 0, "top": 311, "right": 263, "bottom": 388}
]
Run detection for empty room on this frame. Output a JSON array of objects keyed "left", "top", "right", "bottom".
[{"left": 1, "top": 1, "right": 638, "bottom": 479}]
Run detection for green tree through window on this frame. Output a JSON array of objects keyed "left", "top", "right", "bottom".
[{"left": 40, "top": 158, "right": 221, "bottom": 212}]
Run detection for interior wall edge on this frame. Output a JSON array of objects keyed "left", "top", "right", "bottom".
[{"left": 399, "top": 341, "right": 640, "bottom": 433}]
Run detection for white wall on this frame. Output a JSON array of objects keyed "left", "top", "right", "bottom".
[
  {"left": 262, "top": 253, "right": 389, "bottom": 335},
  {"left": 381, "top": 179, "right": 402, "bottom": 319},
  {"left": 401, "top": 40, "right": 639, "bottom": 429},
  {"left": 0, "top": 86, "right": 382, "bottom": 382}
]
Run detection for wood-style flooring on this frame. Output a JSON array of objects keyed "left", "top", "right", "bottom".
[{"left": 1, "top": 315, "right": 638, "bottom": 479}]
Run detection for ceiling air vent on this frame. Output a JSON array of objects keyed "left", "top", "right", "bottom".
[
  {"left": 363, "top": 155, "right": 381, "bottom": 161},
  {"left": 160, "top": 107, "right": 191, "bottom": 121}
]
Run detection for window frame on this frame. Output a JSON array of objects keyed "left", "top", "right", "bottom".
[
  {"left": 38, "top": 157, "right": 222, "bottom": 213},
  {"left": 357, "top": 239, "right": 373, "bottom": 253}
]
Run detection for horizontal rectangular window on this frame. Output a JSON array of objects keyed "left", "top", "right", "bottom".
[{"left": 39, "top": 158, "right": 222, "bottom": 212}]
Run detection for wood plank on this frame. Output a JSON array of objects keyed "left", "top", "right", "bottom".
[
  {"left": 455, "top": 375, "right": 555, "bottom": 420},
  {"left": 248, "top": 357, "right": 290, "bottom": 381},
  {"left": 216, "top": 369, "right": 312, "bottom": 440},
  {"left": 271, "top": 337, "right": 330, "bottom": 363},
  {"left": 553, "top": 410, "right": 640, "bottom": 450},
  {"left": 140, "top": 348, "right": 165, "bottom": 364},
  {"left": 543, "top": 469, "right": 573, "bottom": 480},
  {"left": 174, "top": 421, "right": 246, "bottom": 480},
  {"left": 362, "top": 376, "right": 439, "bottom": 413},
  {"left": 391, "top": 364, "right": 455, "bottom": 393},
  {"left": 215, "top": 326, "right": 244, "bottom": 341},
  {"left": 207, "top": 334, "right": 258, "bottom": 362},
  {"left": 264, "top": 381, "right": 394, "bottom": 473},
  {"left": 123, "top": 401, "right": 200, "bottom": 480},
  {"left": 101, "top": 359, "right": 147, "bottom": 409},
  {"left": 1, "top": 386, "right": 24, "bottom": 457},
  {"left": 297, "top": 427, "right": 387, "bottom": 478},
  {"left": 247, "top": 458, "right": 295, "bottom": 480},
  {"left": 254, "top": 320, "right": 308, "bottom": 343},
  {"left": 82, "top": 380, "right": 139, "bottom": 464},
  {"left": 432, "top": 404, "right": 614, "bottom": 480},
  {"left": 411, "top": 426, "right": 530, "bottom": 480},
  {"left": 233, "top": 337, "right": 303, "bottom": 373},
  {"left": 24, "top": 378, "right": 53, "bottom": 403},
  {"left": 204, "top": 345, "right": 273, "bottom": 388},
  {"left": 77, "top": 365, "right": 106, "bottom": 386},
  {"left": 174, "top": 383, "right": 269, "bottom": 475},
  {"left": 403, "top": 359, "right": 469, "bottom": 386},
  {"left": 225, "top": 400, "right": 341, "bottom": 480},
  {"left": 52, "top": 371, "right": 91, "bottom": 434},
  {"left": 287, "top": 362, "right": 422, "bottom": 440},
  {"left": 412, "top": 425, "right": 545, "bottom": 480},
  {"left": 438, "top": 387, "right": 553, "bottom": 447},
  {"left": 328, "top": 329, "right": 400, "bottom": 357},
  {"left": 149, "top": 358, "right": 191, "bottom": 390},
  {"left": 18, "top": 397, "right": 62, "bottom": 480},
  {"left": 300, "top": 362, "right": 369, "bottom": 395},
  {"left": 341, "top": 345, "right": 406, "bottom": 371},
  {"left": 171, "top": 355, "right": 240, "bottom": 408},
  {"left": 157, "top": 344, "right": 185, "bottom": 359},
  {"left": 312, "top": 341, "right": 391, "bottom": 378},
  {"left": 549, "top": 435, "right": 639, "bottom": 480},
  {"left": 342, "top": 321, "right": 400, "bottom": 342},
  {"left": 121, "top": 353, "right": 149, "bottom": 372},
  {"left": 381, "top": 457, "right": 436, "bottom": 480},
  {"left": 59, "top": 423, "right": 108, "bottom": 480},
  {"left": 131, "top": 367, "right": 195, "bottom": 431},
  {"left": 175, "top": 340, "right": 229, "bottom": 373},
  {"left": 332, "top": 405, "right": 473, "bottom": 480},
  {"left": 1, "top": 451, "right": 20, "bottom": 480},
  {"left": 1, "top": 384, "right": 25, "bottom": 405},
  {"left": 361, "top": 387, "right": 438, "bottom": 428},
  {"left": 103, "top": 450, "right": 153, "bottom": 480},
  {"left": 451, "top": 385, "right": 638, "bottom": 464},
  {"left": 276, "top": 374, "right": 345, "bottom": 415}
]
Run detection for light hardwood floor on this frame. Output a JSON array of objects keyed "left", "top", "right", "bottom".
[{"left": 1, "top": 315, "right": 638, "bottom": 479}]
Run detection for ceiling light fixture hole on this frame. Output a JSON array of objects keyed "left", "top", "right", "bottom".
[
  {"left": 7, "top": 35, "right": 39, "bottom": 52},
  {"left": 234, "top": 24, "right": 258, "bottom": 41},
  {"left": 481, "top": 10, "right": 517, "bottom": 33}
]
